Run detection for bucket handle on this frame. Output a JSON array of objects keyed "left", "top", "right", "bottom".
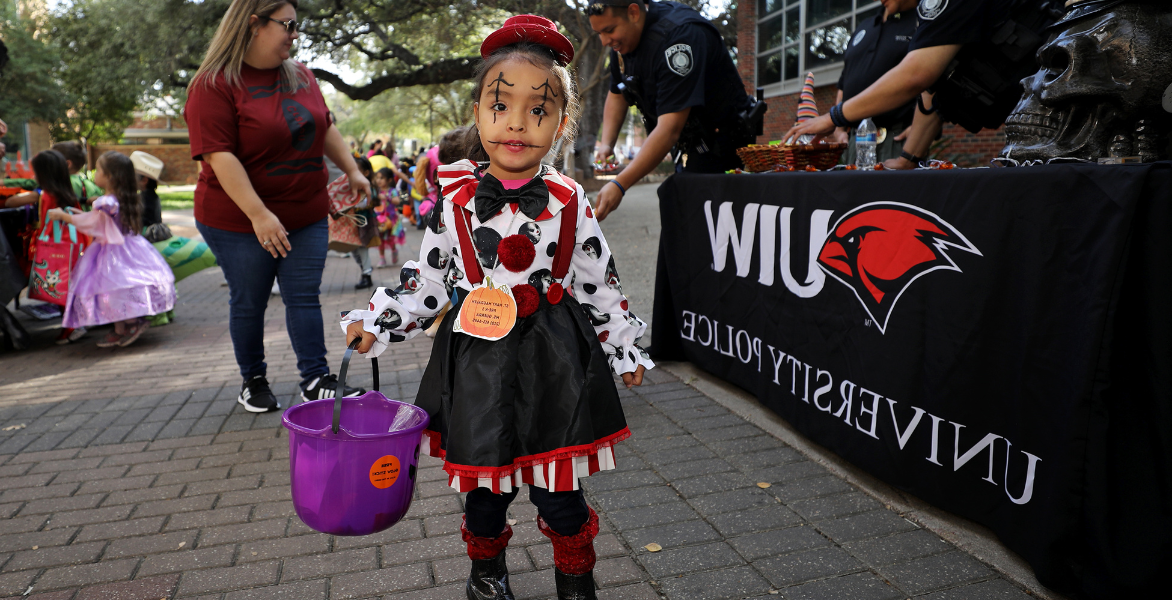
[{"left": 333, "top": 339, "right": 380, "bottom": 434}]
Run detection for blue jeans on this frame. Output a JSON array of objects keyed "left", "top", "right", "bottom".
[{"left": 197, "top": 218, "right": 329, "bottom": 390}]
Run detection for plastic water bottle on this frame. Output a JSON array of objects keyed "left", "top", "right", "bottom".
[{"left": 855, "top": 119, "right": 878, "bottom": 170}]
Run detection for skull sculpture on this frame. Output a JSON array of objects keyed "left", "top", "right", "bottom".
[{"left": 999, "top": 1, "right": 1172, "bottom": 163}]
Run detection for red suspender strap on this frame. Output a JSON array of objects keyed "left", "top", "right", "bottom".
[
  {"left": 551, "top": 180, "right": 578, "bottom": 280},
  {"left": 453, "top": 207, "right": 484, "bottom": 286}
]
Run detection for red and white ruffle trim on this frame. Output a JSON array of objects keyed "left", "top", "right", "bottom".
[{"left": 422, "top": 427, "right": 631, "bottom": 493}]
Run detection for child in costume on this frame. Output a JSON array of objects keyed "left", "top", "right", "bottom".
[
  {"left": 8, "top": 150, "right": 91, "bottom": 344},
  {"left": 46, "top": 152, "right": 176, "bottom": 348},
  {"left": 343, "top": 16, "right": 651, "bottom": 600},
  {"left": 372, "top": 167, "right": 405, "bottom": 266}
]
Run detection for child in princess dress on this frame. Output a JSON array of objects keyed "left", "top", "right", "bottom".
[
  {"left": 47, "top": 152, "right": 175, "bottom": 348},
  {"left": 372, "top": 167, "right": 405, "bottom": 266},
  {"left": 343, "top": 16, "right": 651, "bottom": 600}
]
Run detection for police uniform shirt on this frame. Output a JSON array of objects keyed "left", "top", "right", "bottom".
[
  {"left": 607, "top": 1, "right": 749, "bottom": 130},
  {"left": 909, "top": 0, "right": 1016, "bottom": 51},
  {"left": 837, "top": 10, "right": 919, "bottom": 128}
]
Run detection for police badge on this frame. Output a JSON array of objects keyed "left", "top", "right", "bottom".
[
  {"left": 918, "top": 0, "right": 948, "bottom": 20},
  {"left": 665, "top": 43, "right": 693, "bottom": 76}
]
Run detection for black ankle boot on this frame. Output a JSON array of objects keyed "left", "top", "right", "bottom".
[
  {"left": 355, "top": 274, "right": 373, "bottom": 290},
  {"left": 466, "top": 549, "right": 515, "bottom": 600},
  {"left": 553, "top": 569, "right": 596, "bottom": 600}
]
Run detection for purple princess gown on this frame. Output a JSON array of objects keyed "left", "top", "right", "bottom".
[{"left": 62, "top": 196, "right": 176, "bottom": 328}]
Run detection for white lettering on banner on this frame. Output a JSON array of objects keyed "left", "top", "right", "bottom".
[
  {"left": 757, "top": 205, "right": 780, "bottom": 285},
  {"left": 679, "top": 309, "right": 1043, "bottom": 504},
  {"left": 704, "top": 201, "right": 758, "bottom": 276},
  {"left": 704, "top": 201, "right": 832, "bottom": 297},
  {"left": 680, "top": 311, "right": 696, "bottom": 341},
  {"left": 779, "top": 207, "right": 833, "bottom": 297}
]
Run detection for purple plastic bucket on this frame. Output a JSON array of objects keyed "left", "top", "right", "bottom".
[{"left": 282, "top": 344, "right": 429, "bottom": 536}]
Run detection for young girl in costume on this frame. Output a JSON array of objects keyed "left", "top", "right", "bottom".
[
  {"left": 9, "top": 150, "right": 92, "bottom": 344},
  {"left": 46, "top": 152, "right": 176, "bottom": 348},
  {"left": 344, "top": 15, "right": 651, "bottom": 600},
  {"left": 372, "top": 167, "right": 405, "bottom": 266}
]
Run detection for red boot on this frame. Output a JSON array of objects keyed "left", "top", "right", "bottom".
[
  {"left": 538, "top": 506, "right": 599, "bottom": 600},
  {"left": 462, "top": 517, "right": 515, "bottom": 600}
]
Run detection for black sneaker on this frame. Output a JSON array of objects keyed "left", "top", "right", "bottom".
[
  {"left": 355, "top": 274, "right": 373, "bottom": 290},
  {"left": 238, "top": 376, "right": 280, "bottom": 413},
  {"left": 301, "top": 374, "right": 366, "bottom": 402}
]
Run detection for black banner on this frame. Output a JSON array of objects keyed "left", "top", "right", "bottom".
[{"left": 651, "top": 164, "right": 1172, "bottom": 599}]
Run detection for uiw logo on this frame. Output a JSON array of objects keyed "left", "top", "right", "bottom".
[{"left": 705, "top": 201, "right": 981, "bottom": 333}]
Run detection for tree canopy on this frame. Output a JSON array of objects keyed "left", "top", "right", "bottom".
[{"left": 5, "top": 0, "right": 736, "bottom": 155}]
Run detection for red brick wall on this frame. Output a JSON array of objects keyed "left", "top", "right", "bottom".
[
  {"left": 737, "top": 1, "right": 1005, "bottom": 168},
  {"left": 91, "top": 144, "right": 198, "bottom": 185}
]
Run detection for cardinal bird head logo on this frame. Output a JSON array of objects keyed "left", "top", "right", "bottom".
[{"left": 817, "top": 202, "right": 981, "bottom": 333}]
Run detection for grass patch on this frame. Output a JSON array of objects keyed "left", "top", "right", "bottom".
[{"left": 159, "top": 191, "right": 195, "bottom": 210}]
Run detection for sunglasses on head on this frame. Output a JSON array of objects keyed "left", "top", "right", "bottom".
[
  {"left": 586, "top": 1, "right": 640, "bottom": 17},
  {"left": 258, "top": 15, "right": 298, "bottom": 34}
]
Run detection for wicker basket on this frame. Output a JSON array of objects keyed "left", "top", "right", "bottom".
[
  {"left": 783, "top": 143, "right": 847, "bottom": 171},
  {"left": 735, "top": 145, "right": 786, "bottom": 173}
]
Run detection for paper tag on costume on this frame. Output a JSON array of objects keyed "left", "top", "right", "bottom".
[{"left": 453, "top": 276, "right": 517, "bottom": 341}]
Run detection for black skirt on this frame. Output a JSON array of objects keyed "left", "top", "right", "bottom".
[{"left": 417, "top": 291, "right": 630, "bottom": 493}]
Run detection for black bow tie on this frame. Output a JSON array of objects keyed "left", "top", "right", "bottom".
[{"left": 473, "top": 173, "right": 550, "bottom": 223}]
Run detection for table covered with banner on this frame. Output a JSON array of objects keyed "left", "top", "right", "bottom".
[{"left": 649, "top": 163, "right": 1172, "bottom": 599}]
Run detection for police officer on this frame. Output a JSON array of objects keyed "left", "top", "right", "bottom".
[
  {"left": 785, "top": 0, "right": 1061, "bottom": 150},
  {"left": 589, "top": 0, "right": 760, "bottom": 220},
  {"left": 834, "top": 0, "right": 934, "bottom": 167}
]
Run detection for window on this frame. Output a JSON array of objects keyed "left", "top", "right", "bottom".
[{"left": 757, "top": 1, "right": 882, "bottom": 89}]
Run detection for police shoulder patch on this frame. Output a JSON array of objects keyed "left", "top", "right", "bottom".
[
  {"left": 665, "top": 43, "right": 694, "bottom": 77},
  {"left": 917, "top": 0, "right": 948, "bottom": 20}
]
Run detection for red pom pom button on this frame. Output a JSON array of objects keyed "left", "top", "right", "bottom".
[
  {"left": 512, "top": 284, "right": 540, "bottom": 318},
  {"left": 547, "top": 282, "right": 564, "bottom": 305},
  {"left": 498, "top": 234, "right": 536, "bottom": 272},
  {"left": 598, "top": 331, "right": 609, "bottom": 343},
  {"left": 586, "top": 205, "right": 594, "bottom": 218},
  {"left": 620, "top": 300, "right": 628, "bottom": 310}
]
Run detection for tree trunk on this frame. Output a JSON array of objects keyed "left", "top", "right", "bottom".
[{"left": 573, "top": 35, "right": 609, "bottom": 182}]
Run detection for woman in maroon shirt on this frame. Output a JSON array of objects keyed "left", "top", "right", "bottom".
[{"left": 186, "top": 0, "right": 370, "bottom": 412}]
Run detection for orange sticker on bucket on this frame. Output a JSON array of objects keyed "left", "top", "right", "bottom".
[{"left": 369, "top": 455, "right": 401, "bottom": 489}]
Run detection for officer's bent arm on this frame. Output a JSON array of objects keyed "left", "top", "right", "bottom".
[
  {"left": 614, "top": 108, "right": 690, "bottom": 191},
  {"left": 840, "top": 44, "right": 961, "bottom": 124},
  {"left": 599, "top": 92, "right": 631, "bottom": 157}
]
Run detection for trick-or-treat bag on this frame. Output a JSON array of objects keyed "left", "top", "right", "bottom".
[
  {"left": 282, "top": 340, "right": 429, "bottom": 536},
  {"left": 27, "top": 220, "right": 80, "bottom": 306},
  {"left": 327, "top": 175, "right": 370, "bottom": 252}
]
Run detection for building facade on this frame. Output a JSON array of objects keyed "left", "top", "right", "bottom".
[{"left": 738, "top": 0, "right": 1007, "bottom": 167}]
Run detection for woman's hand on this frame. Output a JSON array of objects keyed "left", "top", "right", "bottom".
[
  {"left": 250, "top": 209, "right": 291, "bottom": 258},
  {"left": 347, "top": 171, "right": 372, "bottom": 206},
  {"left": 621, "top": 365, "right": 646, "bottom": 389},
  {"left": 346, "top": 321, "right": 377, "bottom": 354},
  {"left": 782, "top": 113, "right": 836, "bottom": 145}
]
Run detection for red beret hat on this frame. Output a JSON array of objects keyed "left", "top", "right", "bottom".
[{"left": 481, "top": 15, "right": 575, "bottom": 66}]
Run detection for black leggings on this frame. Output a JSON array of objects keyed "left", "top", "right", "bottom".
[{"left": 465, "top": 486, "right": 589, "bottom": 538}]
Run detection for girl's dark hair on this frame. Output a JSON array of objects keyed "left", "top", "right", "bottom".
[
  {"left": 375, "top": 167, "right": 395, "bottom": 182},
  {"left": 31, "top": 150, "right": 79, "bottom": 210},
  {"left": 355, "top": 156, "right": 373, "bottom": 177},
  {"left": 139, "top": 175, "right": 159, "bottom": 192},
  {"left": 462, "top": 41, "right": 580, "bottom": 163},
  {"left": 98, "top": 152, "right": 143, "bottom": 234}
]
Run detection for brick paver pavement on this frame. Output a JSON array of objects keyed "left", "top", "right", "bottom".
[{"left": 0, "top": 189, "right": 1043, "bottom": 599}]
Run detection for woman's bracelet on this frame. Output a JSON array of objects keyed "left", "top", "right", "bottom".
[
  {"left": 830, "top": 104, "right": 857, "bottom": 129},
  {"left": 900, "top": 150, "right": 925, "bottom": 166},
  {"left": 916, "top": 95, "right": 938, "bottom": 115},
  {"left": 609, "top": 179, "right": 626, "bottom": 196}
]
